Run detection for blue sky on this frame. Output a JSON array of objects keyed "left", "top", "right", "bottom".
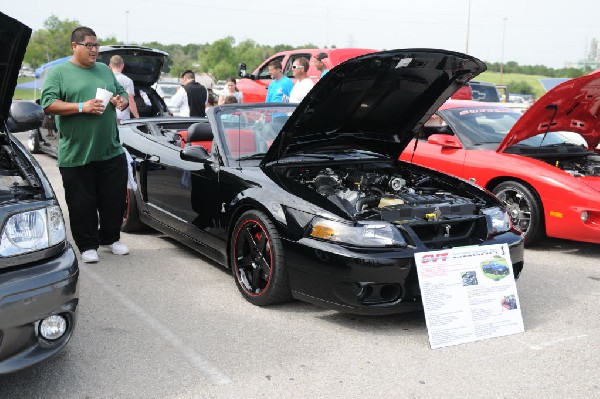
[{"left": 4, "top": 0, "right": 599, "bottom": 69}]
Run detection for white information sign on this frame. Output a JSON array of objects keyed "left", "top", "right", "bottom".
[{"left": 415, "top": 243, "right": 524, "bottom": 349}]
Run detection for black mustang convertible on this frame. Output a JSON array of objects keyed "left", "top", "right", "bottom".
[{"left": 120, "top": 49, "right": 524, "bottom": 315}]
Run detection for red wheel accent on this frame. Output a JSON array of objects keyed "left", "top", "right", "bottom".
[{"left": 233, "top": 219, "right": 273, "bottom": 296}]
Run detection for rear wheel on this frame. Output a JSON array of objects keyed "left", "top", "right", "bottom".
[
  {"left": 121, "top": 188, "right": 146, "bottom": 232},
  {"left": 28, "top": 129, "right": 41, "bottom": 153},
  {"left": 230, "top": 210, "right": 291, "bottom": 306},
  {"left": 492, "top": 181, "right": 543, "bottom": 245}
]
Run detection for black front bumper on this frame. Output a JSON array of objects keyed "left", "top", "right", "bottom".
[
  {"left": 284, "top": 233, "right": 524, "bottom": 315},
  {"left": 0, "top": 245, "right": 79, "bottom": 374}
]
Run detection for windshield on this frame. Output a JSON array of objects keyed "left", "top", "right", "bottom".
[
  {"left": 216, "top": 105, "right": 295, "bottom": 161},
  {"left": 440, "top": 107, "right": 589, "bottom": 147}
]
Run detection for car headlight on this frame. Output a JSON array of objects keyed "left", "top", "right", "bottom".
[
  {"left": 0, "top": 206, "right": 67, "bottom": 256},
  {"left": 482, "top": 207, "right": 511, "bottom": 234},
  {"left": 309, "top": 217, "right": 407, "bottom": 247}
]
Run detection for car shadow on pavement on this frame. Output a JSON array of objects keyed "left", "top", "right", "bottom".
[{"left": 531, "top": 238, "right": 600, "bottom": 258}]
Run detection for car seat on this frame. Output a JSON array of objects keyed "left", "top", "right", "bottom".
[
  {"left": 184, "top": 123, "right": 213, "bottom": 151},
  {"left": 225, "top": 129, "right": 256, "bottom": 155}
]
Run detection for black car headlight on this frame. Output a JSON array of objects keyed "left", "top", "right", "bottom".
[
  {"left": 482, "top": 207, "right": 511, "bottom": 234},
  {"left": 309, "top": 217, "right": 407, "bottom": 247},
  {"left": 0, "top": 206, "right": 67, "bottom": 256}
]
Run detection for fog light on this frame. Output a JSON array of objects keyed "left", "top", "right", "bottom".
[
  {"left": 39, "top": 315, "right": 67, "bottom": 340},
  {"left": 580, "top": 211, "right": 589, "bottom": 222}
]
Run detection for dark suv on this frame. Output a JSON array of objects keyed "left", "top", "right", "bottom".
[
  {"left": 468, "top": 81, "right": 501, "bottom": 102},
  {"left": 28, "top": 45, "right": 171, "bottom": 157},
  {"left": 1, "top": 12, "right": 79, "bottom": 374}
]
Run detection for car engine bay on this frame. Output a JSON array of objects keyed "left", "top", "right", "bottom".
[
  {"left": 284, "top": 163, "right": 488, "bottom": 224},
  {"left": 0, "top": 141, "right": 40, "bottom": 203},
  {"left": 553, "top": 154, "right": 600, "bottom": 177}
]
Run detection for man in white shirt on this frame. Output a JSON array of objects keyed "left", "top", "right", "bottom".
[
  {"left": 109, "top": 55, "right": 139, "bottom": 123},
  {"left": 170, "top": 70, "right": 208, "bottom": 117},
  {"left": 289, "top": 57, "right": 314, "bottom": 103}
]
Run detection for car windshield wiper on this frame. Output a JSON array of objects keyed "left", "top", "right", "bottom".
[
  {"left": 541, "top": 142, "right": 584, "bottom": 147},
  {"left": 235, "top": 153, "right": 267, "bottom": 160}
]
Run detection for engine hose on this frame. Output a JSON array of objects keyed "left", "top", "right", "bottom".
[{"left": 355, "top": 196, "right": 380, "bottom": 212}]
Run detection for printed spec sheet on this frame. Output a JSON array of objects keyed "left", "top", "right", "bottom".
[{"left": 415, "top": 243, "right": 524, "bottom": 349}]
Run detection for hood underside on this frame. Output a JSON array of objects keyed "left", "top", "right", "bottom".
[
  {"left": 499, "top": 71, "right": 600, "bottom": 152},
  {"left": 262, "top": 48, "right": 486, "bottom": 165},
  {"left": 97, "top": 45, "right": 168, "bottom": 86},
  {"left": 0, "top": 12, "right": 31, "bottom": 127}
]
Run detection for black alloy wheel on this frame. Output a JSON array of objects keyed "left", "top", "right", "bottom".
[
  {"left": 230, "top": 210, "right": 291, "bottom": 306},
  {"left": 121, "top": 188, "right": 146, "bottom": 232},
  {"left": 492, "top": 181, "right": 544, "bottom": 245}
]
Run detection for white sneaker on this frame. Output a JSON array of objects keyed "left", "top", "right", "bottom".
[
  {"left": 81, "top": 249, "right": 99, "bottom": 263},
  {"left": 102, "top": 241, "right": 129, "bottom": 255}
]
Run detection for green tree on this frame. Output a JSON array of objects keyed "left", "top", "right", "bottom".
[
  {"left": 24, "top": 16, "right": 126, "bottom": 69},
  {"left": 201, "top": 37, "right": 236, "bottom": 76},
  {"left": 507, "top": 81, "right": 534, "bottom": 95},
  {"left": 24, "top": 15, "right": 80, "bottom": 68}
]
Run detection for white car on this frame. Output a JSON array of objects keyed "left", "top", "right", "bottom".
[{"left": 155, "top": 81, "right": 182, "bottom": 115}]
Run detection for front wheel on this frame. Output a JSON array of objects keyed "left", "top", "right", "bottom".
[
  {"left": 230, "top": 210, "right": 291, "bottom": 306},
  {"left": 492, "top": 181, "right": 544, "bottom": 245},
  {"left": 28, "top": 129, "right": 41, "bottom": 153}
]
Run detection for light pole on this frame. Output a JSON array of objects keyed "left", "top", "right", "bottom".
[
  {"left": 500, "top": 17, "right": 507, "bottom": 84},
  {"left": 465, "top": 0, "right": 471, "bottom": 53},
  {"left": 125, "top": 11, "right": 129, "bottom": 45}
]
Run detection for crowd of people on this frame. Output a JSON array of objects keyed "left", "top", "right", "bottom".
[
  {"left": 265, "top": 53, "right": 328, "bottom": 104},
  {"left": 170, "top": 51, "right": 329, "bottom": 109}
]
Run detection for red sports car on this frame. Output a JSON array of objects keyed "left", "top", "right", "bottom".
[{"left": 401, "top": 72, "right": 600, "bottom": 245}]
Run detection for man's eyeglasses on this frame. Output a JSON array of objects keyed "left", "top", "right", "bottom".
[
  {"left": 292, "top": 65, "right": 303, "bottom": 69},
  {"left": 76, "top": 42, "right": 100, "bottom": 50}
]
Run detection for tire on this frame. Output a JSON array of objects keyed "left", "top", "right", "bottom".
[
  {"left": 230, "top": 210, "right": 291, "bottom": 306},
  {"left": 492, "top": 181, "right": 544, "bottom": 245},
  {"left": 28, "top": 129, "right": 41, "bottom": 153},
  {"left": 121, "top": 188, "right": 146, "bottom": 232}
]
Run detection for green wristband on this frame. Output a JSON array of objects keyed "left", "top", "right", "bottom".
[{"left": 78, "top": 102, "right": 83, "bottom": 113}]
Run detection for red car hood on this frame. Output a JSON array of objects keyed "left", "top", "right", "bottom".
[
  {"left": 498, "top": 71, "right": 600, "bottom": 152},
  {"left": 580, "top": 177, "right": 600, "bottom": 193}
]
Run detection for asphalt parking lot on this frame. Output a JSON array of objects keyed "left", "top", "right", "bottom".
[{"left": 1, "top": 132, "right": 599, "bottom": 398}]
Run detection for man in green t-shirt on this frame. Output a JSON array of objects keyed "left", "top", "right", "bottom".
[{"left": 41, "top": 26, "right": 131, "bottom": 264}]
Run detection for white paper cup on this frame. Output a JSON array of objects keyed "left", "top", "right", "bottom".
[{"left": 95, "top": 87, "right": 113, "bottom": 111}]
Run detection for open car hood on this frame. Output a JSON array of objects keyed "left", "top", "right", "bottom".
[
  {"left": 262, "top": 48, "right": 486, "bottom": 165},
  {"left": 97, "top": 45, "right": 168, "bottom": 86},
  {"left": 498, "top": 71, "right": 600, "bottom": 152},
  {"left": 0, "top": 12, "right": 31, "bottom": 129}
]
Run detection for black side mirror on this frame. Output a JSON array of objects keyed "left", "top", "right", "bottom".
[
  {"left": 6, "top": 101, "right": 44, "bottom": 133},
  {"left": 180, "top": 145, "right": 212, "bottom": 163},
  {"left": 237, "top": 63, "right": 255, "bottom": 80},
  {"left": 237, "top": 63, "right": 247, "bottom": 78}
]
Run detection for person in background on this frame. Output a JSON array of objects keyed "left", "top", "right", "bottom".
[
  {"left": 265, "top": 60, "right": 294, "bottom": 103},
  {"left": 218, "top": 77, "right": 243, "bottom": 105},
  {"left": 109, "top": 55, "right": 139, "bottom": 123},
  {"left": 314, "top": 52, "right": 329, "bottom": 78},
  {"left": 205, "top": 90, "right": 217, "bottom": 110},
  {"left": 170, "top": 70, "right": 208, "bottom": 117},
  {"left": 223, "top": 95, "right": 238, "bottom": 104},
  {"left": 289, "top": 57, "right": 314, "bottom": 103},
  {"left": 40, "top": 26, "right": 130, "bottom": 263}
]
